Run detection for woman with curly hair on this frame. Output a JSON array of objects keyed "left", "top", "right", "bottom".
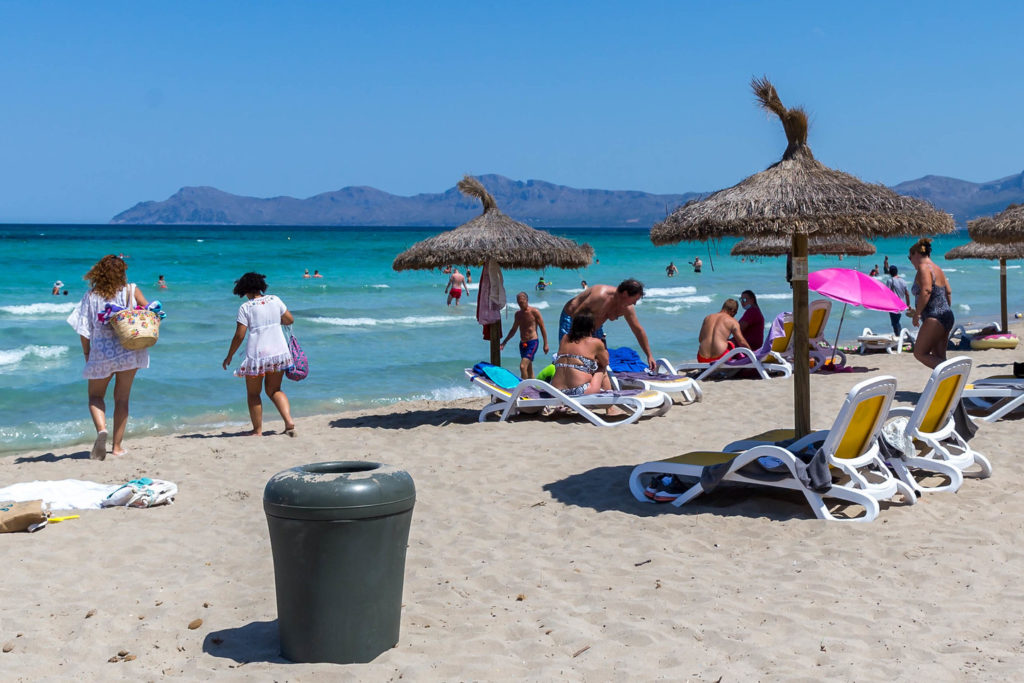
[
  {"left": 909, "top": 237, "right": 955, "bottom": 369},
  {"left": 66, "top": 254, "right": 150, "bottom": 459},
  {"left": 223, "top": 272, "right": 297, "bottom": 436}
]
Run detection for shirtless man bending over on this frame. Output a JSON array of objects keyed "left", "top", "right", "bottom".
[
  {"left": 500, "top": 292, "right": 549, "bottom": 379},
  {"left": 559, "top": 278, "right": 656, "bottom": 370},
  {"left": 445, "top": 268, "right": 466, "bottom": 306},
  {"left": 697, "top": 298, "right": 750, "bottom": 363}
]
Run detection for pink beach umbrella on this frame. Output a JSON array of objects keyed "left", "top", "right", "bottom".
[
  {"left": 808, "top": 268, "right": 908, "bottom": 364},
  {"left": 808, "top": 268, "right": 908, "bottom": 312}
]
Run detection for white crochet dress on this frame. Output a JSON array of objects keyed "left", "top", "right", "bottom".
[
  {"left": 234, "top": 294, "right": 292, "bottom": 377},
  {"left": 67, "top": 284, "right": 150, "bottom": 380}
]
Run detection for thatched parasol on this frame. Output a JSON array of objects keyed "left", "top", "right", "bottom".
[
  {"left": 393, "top": 176, "right": 593, "bottom": 271},
  {"left": 945, "top": 239, "right": 1024, "bottom": 332},
  {"left": 731, "top": 234, "right": 875, "bottom": 257},
  {"left": 393, "top": 176, "right": 594, "bottom": 364},
  {"left": 651, "top": 77, "right": 954, "bottom": 436},
  {"left": 967, "top": 204, "right": 1024, "bottom": 245}
]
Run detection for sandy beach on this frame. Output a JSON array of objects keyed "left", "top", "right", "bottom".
[{"left": 2, "top": 344, "right": 1023, "bottom": 680}]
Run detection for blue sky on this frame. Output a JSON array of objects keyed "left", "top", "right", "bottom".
[{"left": 2, "top": 1, "right": 1023, "bottom": 222}]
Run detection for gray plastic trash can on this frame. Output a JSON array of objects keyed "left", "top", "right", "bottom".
[{"left": 264, "top": 461, "right": 415, "bottom": 664}]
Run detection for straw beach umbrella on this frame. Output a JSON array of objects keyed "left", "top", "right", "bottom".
[
  {"left": 945, "top": 240, "right": 1024, "bottom": 333},
  {"left": 731, "top": 234, "right": 875, "bottom": 257},
  {"left": 968, "top": 204, "right": 1024, "bottom": 245},
  {"left": 651, "top": 78, "right": 954, "bottom": 436},
  {"left": 393, "top": 175, "right": 594, "bottom": 364}
]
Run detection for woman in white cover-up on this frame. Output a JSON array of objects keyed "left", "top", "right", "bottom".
[
  {"left": 66, "top": 254, "right": 150, "bottom": 460},
  {"left": 223, "top": 272, "right": 297, "bottom": 437}
]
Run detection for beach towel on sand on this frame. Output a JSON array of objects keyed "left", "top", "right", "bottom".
[{"left": 0, "top": 478, "right": 178, "bottom": 510}]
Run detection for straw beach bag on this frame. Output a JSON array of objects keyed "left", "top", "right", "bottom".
[{"left": 110, "top": 285, "right": 160, "bottom": 350}]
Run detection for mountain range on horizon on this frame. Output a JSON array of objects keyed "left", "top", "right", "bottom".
[{"left": 110, "top": 171, "right": 1024, "bottom": 228}]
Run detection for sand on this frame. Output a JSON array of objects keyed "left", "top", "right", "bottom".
[{"left": 2, "top": 346, "right": 1024, "bottom": 680}]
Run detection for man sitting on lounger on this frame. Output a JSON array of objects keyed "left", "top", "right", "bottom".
[{"left": 697, "top": 298, "right": 751, "bottom": 363}]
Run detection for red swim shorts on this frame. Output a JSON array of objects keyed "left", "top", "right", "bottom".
[{"left": 697, "top": 341, "right": 735, "bottom": 364}]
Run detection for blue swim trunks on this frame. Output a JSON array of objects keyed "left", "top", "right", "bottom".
[
  {"left": 558, "top": 308, "right": 605, "bottom": 341},
  {"left": 520, "top": 339, "right": 539, "bottom": 360}
]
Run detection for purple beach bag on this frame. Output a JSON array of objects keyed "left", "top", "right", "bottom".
[{"left": 285, "top": 328, "right": 308, "bottom": 381}]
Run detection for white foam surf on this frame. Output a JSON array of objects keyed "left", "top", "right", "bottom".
[
  {"left": 0, "top": 345, "right": 69, "bottom": 367},
  {"left": 310, "top": 314, "right": 461, "bottom": 328},
  {"left": 644, "top": 286, "right": 697, "bottom": 298},
  {"left": 1, "top": 302, "right": 76, "bottom": 315}
]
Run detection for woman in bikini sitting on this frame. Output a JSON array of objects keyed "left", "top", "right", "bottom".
[
  {"left": 908, "top": 237, "right": 955, "bottom": 369},
  {"left": 550, "top": 312, "right": 608, "bottom": 397}
]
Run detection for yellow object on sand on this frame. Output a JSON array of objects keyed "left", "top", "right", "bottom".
[{"left": 48, "top": 515, "right": 80, "bottom": 523}]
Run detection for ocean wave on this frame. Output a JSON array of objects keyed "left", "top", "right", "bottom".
[
  {"left": 757, "top": 293, "right": 794, "bottom": 300},
  {"left": 661, "top": 295, "right": 713, "bottom": 305},
  {"left": 655, "top": 305, "right": 683, "bottom": 313},
  {"left": 959, "top": 304, "right": 971, "bottom": 313},
  {"left": 644, "top": 286, "right": 697, "bottom": 298},
  {"left": 508, "top": 300, "right": 550, "bottom": 309},
  {"left": 410, "top": 385, "right": 486, "bottom": 401},
  {"left": 0, "top": 345, "right": 69, "bottom": 367},
  {"left": 309, "top": 314, "right": 461, "bottom": 328},
  {"left": 0, "top": 302, "right": 76, "bottom": 316},
  {"left": 994, "top": 265, "right": 1022, "bottom": 270},
  {"left": 368, "top": 284, "right": 390, "bottom": 288}
]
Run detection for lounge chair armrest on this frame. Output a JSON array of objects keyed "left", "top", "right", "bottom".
[
  {"left": 885, "top": 406, "right": 915, "bottom": 419},
  {"left": 655, "top": 357, "right": 678, "bottom": 374}
]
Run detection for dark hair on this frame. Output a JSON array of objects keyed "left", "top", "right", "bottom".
[
  {"left": 567, "top": 312, "right": 596, "bottom": 343},
  {"left": 909, "top": 238, "right": 932, "bottom": 257},
  {"left": 741, "top": 290, "right": 757, "bottom": 306},
  {"left": 888, "top": 265, "right": 898, "bottom": 277},
  {"left": 617, "top": 278, "right": 644, "bottom": 297},
  {"left": 233, "top": 272, "right": 268, "bottom": 296}
]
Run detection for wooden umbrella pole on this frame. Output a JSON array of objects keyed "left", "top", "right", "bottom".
[
  {"left": 490, "top": 322, "right": 501, "bottom": 366},
  {"left": 1000, "top": 259, "right": 1008, "bottom": 333},
  {"left": 792, "top": 233, "right": 811, "bottom": 437}
]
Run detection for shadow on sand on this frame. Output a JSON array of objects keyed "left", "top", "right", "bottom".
[
  {"left": 203, "top": 620, "right": 288, "bottom": 664},
  {"left": 542, "top": 464, "right": 821, "bottom": 522},
  {"left": 329, "top": 407, "right": 479, "bottom": 430},
  {"left": 14, "top": 450, "right": 91, "bottom": 464}
]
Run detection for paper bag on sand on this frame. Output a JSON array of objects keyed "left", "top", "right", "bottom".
[{"left": 0, "top": 499, "right": 47, "bottom": 533}]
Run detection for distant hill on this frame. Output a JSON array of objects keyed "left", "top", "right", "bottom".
[
  {"left": 110, "top": 170, "right": 1024, "bottom": 227},
  {"left": 110, "top": 175, "right": 700, "bottom": 228},
  {"left": 891, "top": 171, "right": 1024, "bottom": 224}
]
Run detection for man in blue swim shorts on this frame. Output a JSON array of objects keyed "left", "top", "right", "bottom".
[
  {"left": 500, "top": 292, "right": 549, "bottom": 379},
  {"left": 557, "top": 278, "right": 657, "bottom": 371}
]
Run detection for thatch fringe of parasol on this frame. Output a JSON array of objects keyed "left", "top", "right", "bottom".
[
  {"left": 967, "top": 204, "right": 1024, "bottom": 244},
  {"left": 392, "top": 175, "right": 594, "bottom": 271},
  {"left": 945, "top": 239, "right": 1024, "bottom": 260},
  {"left": 731, "top": 234, "right": 875, "bottom": 257},
  {"left": 650, "top": 78, "right": 954, "bottom": 245}
]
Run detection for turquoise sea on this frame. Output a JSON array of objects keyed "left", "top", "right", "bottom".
[{"left": 1, "top": 225, "right": 1019, "bottom": 454}]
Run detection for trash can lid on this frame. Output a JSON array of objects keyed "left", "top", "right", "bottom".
[{"left": 263, "top": 461, "right": 415, "bottom": 521}]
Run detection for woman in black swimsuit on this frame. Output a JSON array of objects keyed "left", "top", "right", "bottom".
[
  {"left": 909, "top": 238, "right": 954, "bottom": 369},
  {"left": 550, "top": 312, "right": 608, "bottom": 397}
]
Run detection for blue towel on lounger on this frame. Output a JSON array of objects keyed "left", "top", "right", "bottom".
[
  {"left": 471, "top": 362, "right": 521, "bottom": 390},
  {"left": 609, "top": 347, "right": 647, "bottom": 372}
]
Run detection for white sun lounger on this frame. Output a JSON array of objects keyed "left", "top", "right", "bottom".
[
  {"left": 857, "top": 327, "right": 915, "bottom": 355},
  {"left": 607, "top": 368, "right": 704, "bottom": 404},
  {"left": 963, "top": 375, "right": 1024, "bottom": 422},
  {"left": 628, "top": 375, "right": 915, "bottom": 522},
  {"left": 661, "top": 347, "right": 792, "bottom": 381},
  {"left": 883, "top": 356, "right": 989, "bottom": 495},
  {"left": 466, "top": 368, "right": 672, "bottom": 427}
]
